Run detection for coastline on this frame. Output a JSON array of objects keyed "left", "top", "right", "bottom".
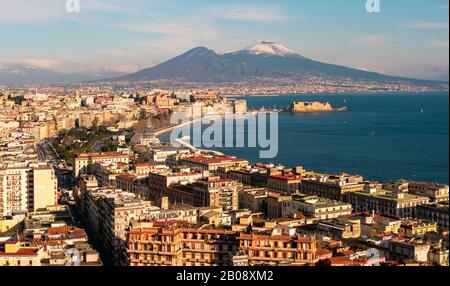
[
  {"left": 222, "top": 90, "right": 449, "bottom": 98},
  {"left": 154, "top": 116, "right": 226, "bottom": 156},
  {"left": 158, "top": 94, "right": 447, "bottom": 184},
  {"left": 154, "top": 112, "right": 277, "bottom": 138}
]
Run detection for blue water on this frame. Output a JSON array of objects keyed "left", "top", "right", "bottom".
[{"left": 164, "top": 93, "right": 449, "bottom": 183}]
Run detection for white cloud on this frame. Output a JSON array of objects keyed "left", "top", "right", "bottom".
[
  {"left": 20, "top": 58, "right": 60, "bottom": 69},
  {"left": 109, "top": 18, "right": 221, "bottom": 59},
  {"left": 0, "top": 56, "right": 141, "bottom": 74},
  {"left": 355, "top": 66, "right": 386, "bottom": 74},
  {"left": 212, "top": 5, "right": 290, "bottom": 23},
  {"left": 82, "top": 0, "right": 141, "bottom": 14},
  {"left": 0, "top": 0, "right": 142, "bottom": 22},
  {"left": 0, "top": 0, "right": 63, "bottom": 22},
  {"left": 0, "top": 57, "right": 60, "bottom": 69},
  {"left": 400, "top": 21, "right": 449, "bottom": 30}
]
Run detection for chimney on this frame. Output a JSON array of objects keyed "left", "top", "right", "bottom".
[{"left": 161, "top": 197, "right": 169, "bottom": 210}]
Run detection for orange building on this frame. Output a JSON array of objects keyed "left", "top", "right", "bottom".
[
  {"left": 145, "top": 94, "right": 178, "bottom": 109},
  {"left": 127, "top": 221, "right": 238, "bottom": 266},
  {"left": 192, "top": 92, "right": 217, "bottom": 102},
  {"left": 238, "top": 233, "right": 317, "bottom": 266},
  {"left": 181, "top": 155, "right": 248, "bottom": 173},
  {"left": 267, "top": 174, "right": 302, "bottom": 193}
]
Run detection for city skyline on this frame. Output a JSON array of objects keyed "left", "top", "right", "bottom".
[{"left": 0, "top": 0, "right": 449, "bottom": 80}]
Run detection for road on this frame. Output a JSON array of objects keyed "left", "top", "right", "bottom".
[{"left": 36, "top": 140, "right": 75, "bottom": 189}]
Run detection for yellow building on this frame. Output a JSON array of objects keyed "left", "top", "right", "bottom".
[
  {"left": 30, "top": 164, "right": 58, "bottom": 212},
  {"left": 399, "top": 220, "right": 438, "bottom": 236},
  {"left": 0, "top": 241, "right": 43, "bottom": 266},
  {"left": 0, "top": 215, "right": 25, "bottom": 234},
  {"left": 46, "top": 120, "right": 56, "bottom": 138}
]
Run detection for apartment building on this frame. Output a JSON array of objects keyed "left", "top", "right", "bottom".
[
  {"left": 189, "top": 177, "right": 241, "bottom": 211},
  {"left": 92, "top": 161, "right": 129, "bottom": 186},
  {"left": 399, "top": 220, "right": 438, "bottom": 237},
  {"left": 408, "top": 182, "right": 449, "bottom": 203},
  {"left": 388, "top": 240, "right": 431, "bottom": 263},
  {"left": 238, "top": 188, "right": 287, "bottom": 214},
  {"left": 341, "top": 213, "right": 402, "bottom": 238},
  {"left": 0, "top": 166, "right": 29, "bottom": 216},
  {"left": 233, "top": 100, "right": 247, "bottom": 114},
  {"left": 181, "top": 155, "right": 248, "bottom": 173},
  {"left": 238, "top": 233, "right": 317, "bottom": 266},
  {"left": 0, "top": 163, "right": 57, "bottom": 216},
  {"left": 267, "top": 174, "right": 302, "bottom": 193},
  {"left": 266, "top": 195, "right": 293, "bottom": 219},
  {"left": 282, "top": 195, "right": 352, "bottom": 220},
  {"left": 127, "top": 221, "right": 238, "bottom": 266},
  {"left": 315, "top": 218, "right": 361, "bottom": 240},
  {"left": 347, "top": 187, "right": 430, "bottom": 219},
  {"left": 148, "top": 171, "right": 203, "bottom": 192},
  {"left": 74, "top": 152, "right": 129, "bottom": 177},
  {"left": 116, "top": 174, "right": 139, "bottom": 193},
  {"left": 192, "top": 92, "right": 217, "bottom": 102},
  {"left": 0, "top": 241, "right": 43, "bottom": 266},
  {"left": 146, "top": 171, "right": 204, "bottom": 202},
  {"left": 301, "top": 174, "right": 365, "bottom": 202},
  {"left": 0, "top": 214, "right": 25, "bottom": 235},
  {"left": 149, "top": 147, "right": 191, "bottom": 163},
  {"left": 28, "top": 164, "right": 58, "bottom": 212},
  {"left": 77, "top": 185, "right": 154, "bottom": 266},
  {"left": 164, "top": 184, "right": 196, "bottom": 206},
  {"left": 145, "top": 205, "right": 199, "bottom": 224},
  {"left": 416, "top": 202, "right": 449, "bottom": 229},
  {"left": 0, "top": 204, "right": 101, "bottom": 266}
]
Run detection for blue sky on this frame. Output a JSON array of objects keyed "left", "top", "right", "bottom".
[{"left": 0, "top": 0, "right": 448, "bottom": 79}]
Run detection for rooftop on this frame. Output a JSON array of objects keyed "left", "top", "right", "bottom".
[
  {"left": 353, "top": 188, "right": 430, "bottom": 202},
  {"left": 292, "top": 194, "right": 350, "bottom": 208},
  {"left": 75, "top": 152, "right": 129, "bottom": 159},
  {"left": 183, "top": 155, "right": 248, "bottom": 165}
]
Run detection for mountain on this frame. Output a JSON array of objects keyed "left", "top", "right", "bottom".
[
  {"left": 116, "top": 41, "right": 431, "bottom": 84},
  {"left": 0, "top": 64, "right": 124, "bottom": 85},
  {"left": 242, "top": 41, "right": 298, "bottom": 56}
]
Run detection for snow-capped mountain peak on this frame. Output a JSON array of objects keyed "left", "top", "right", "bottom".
[{"left": 243, "top": 41, "right": 298, "bottom": 56}]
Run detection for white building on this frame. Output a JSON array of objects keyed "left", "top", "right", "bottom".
[
  {"left": 282, "top": 195, "right": 352, "bottom": 220},
  {"left": 74, "top": 152, "right": 129, "bottom": 177},
  {"left": 0, "top": 163, "right": 57, "bottom": 216}
]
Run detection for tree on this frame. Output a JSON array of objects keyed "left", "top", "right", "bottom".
[
  {"left": 315, "top": 259, "right": 332, "bottom": 267},
  {"left": 92, "top": 118, "right": 99, "bottom": 131},
  {"left": 101, "top": 139, "right": 119, "bottom": 152}
]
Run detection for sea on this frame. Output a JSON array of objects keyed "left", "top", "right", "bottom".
[{"left": 161, "top": 92, "right": 449, "bottom": 184}]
